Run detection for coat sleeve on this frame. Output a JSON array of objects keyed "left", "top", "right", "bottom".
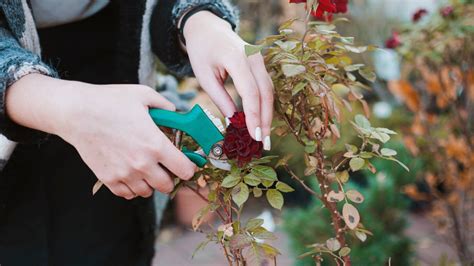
[
  {"left": 0, "top": 16, "right": 58, "bottom": 143},
  {"left": 150, "top": 0, "right": 239, "bottom": 77}
]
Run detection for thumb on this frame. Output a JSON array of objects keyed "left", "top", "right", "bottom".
[{"left": 145, "top": 89, "right": 176, "bottom": 111}]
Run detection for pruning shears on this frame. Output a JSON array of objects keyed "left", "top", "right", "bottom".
[{"left": 149, "top": 104, "right": 231, "bottom": 171}]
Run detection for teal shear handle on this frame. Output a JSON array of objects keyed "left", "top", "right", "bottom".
[{"left": 149, "top": 105, "right": 224, "bottom": 167}]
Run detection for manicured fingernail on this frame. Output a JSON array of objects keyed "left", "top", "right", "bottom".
[
  {"left": 225, "top": 117, "right": 231, "bottom": 127},
  {"left": 264, "top": 136, "right": 271, "bottom": 151},
  {"left": 255, "top": 127, "right": 262, "bottom": 141}
]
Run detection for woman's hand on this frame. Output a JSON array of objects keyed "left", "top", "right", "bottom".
[
  {"left": 6, "top": 74, "right": 197, "bottom": 199},
  {"left": 183, "top": 11, "right": 274, "bottom": 151}
]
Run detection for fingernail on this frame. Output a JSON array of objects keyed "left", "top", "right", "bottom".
[
  {"left": 255, "top": 127, "right": 262, "bottom": 141},
  {"left": 225, "top": 117, "right": 231, "bottom": 127},
  {"left": 264, "top": 136, "right": 271, "bottom": 151}
]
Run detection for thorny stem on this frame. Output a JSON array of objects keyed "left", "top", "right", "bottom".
[
  {"left": 299, "top": 97, "right": 351, "bottom": 265},
  {"left": 283, "top": 165, "right": 319, "bottom": 196}
]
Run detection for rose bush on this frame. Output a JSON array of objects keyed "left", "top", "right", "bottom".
[{"left": 172, "top": 1, "right": 408, "bottom": 265}]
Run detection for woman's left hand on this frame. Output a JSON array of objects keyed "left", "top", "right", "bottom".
[{"left": 183, "top": 11, "right": 274, "bottom": 151}]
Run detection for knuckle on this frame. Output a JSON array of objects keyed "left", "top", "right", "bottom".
[
  {"left": 156, "top": 180, "right": 174, "bottom": 194},
  {"left": 245, "top": 89, "right": 260, "bottom": 100},
  {"left": 245, "top": 109, "right": 260, "bottom": 120},
  {"left": 110, "top": 186, "right": 128, "bottom": 198},
  {"left": 180, "top": 165, "right": 196, "bottom": 180},
  {"left": 131, "top": 158, "right": 149, "bottom": 173},
  {"left": 141, "top": 189, "right": 154, "bottom": 198},
  {"left": 134, "top": 185, "right": 152, "bottom": 198},
  {"left": 260, "top": 86, "right": 274, "bottom": 100}
]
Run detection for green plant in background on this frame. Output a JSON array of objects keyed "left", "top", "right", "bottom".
[
  {"left": 284, "top": 142, "right": 419, "bottom": 266},
  {"left": 385, "top": 0, "right": 474, "bottom": 264}
]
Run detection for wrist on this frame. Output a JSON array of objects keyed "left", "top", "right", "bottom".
[
  {"left": 182, "top": 11, "right": 232, "bottom": 44},
  {"left": 6, "top": 74, "right": 83, "bottom": 138}
]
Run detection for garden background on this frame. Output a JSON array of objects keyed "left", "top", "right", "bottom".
[{"left": 152, "top": 0, "right": 473, "bottom": 265}]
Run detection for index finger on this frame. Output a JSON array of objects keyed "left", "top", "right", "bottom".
[
  {"left": 226, "top": 58, "right": 262, "bottom": 141},
  {"left": 155, "top": 130, "right": 197, "bottom": 180}
]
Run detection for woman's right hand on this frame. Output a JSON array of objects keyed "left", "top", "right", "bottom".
[{"left": 6, "top": 74, "right": 197, "bottom": 199}]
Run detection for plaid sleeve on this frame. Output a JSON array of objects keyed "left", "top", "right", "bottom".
[{"left": 0, "top": 24, "right": 57, "bottom": 143}]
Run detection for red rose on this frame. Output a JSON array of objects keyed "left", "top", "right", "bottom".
[
  {"left": 223, "top": 112, "right": 263, "bottom": 167},
  {"left": 412, "top": 8, "right": 428, "bottom": 22},
  {"left": 334, "top": 0, "right": 348, "bottom": 13},
  {"left": 229, "top": 111, "right": 247, "bottom": 129},
  {"left": 312, "top": 0, "right": 337, "bottom": 20},
  {"left": 385, "top": 31, "right": 401, "bottom": 49},
  {"left": 440, "top": 6, "right": 453, "bottom": 17}
]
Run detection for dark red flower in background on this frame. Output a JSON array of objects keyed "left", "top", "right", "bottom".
[
  {"left": 440, "top": 6, "right": 454, "bottom": 17},
  {"left": 289, "top": 0, "right": 307, "bottom": 3},
  {"left": 223, "top": 112, "right": 263, "bottom": 167},
  {"left": 385, "top": 31, "right": 401, "bottom": 49},
  {"left": 334, "top": 0, "right": 349, "bottom": 13},
  {"left": 412, "top": 8, "right": 428, "bottom": 22}
]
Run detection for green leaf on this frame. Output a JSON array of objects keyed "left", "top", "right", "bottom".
[
  {"left": 275, "top": 154, "right": 293, "bottom": 168},
  {"left": 355, "top": 231, "right": 367, "bottom": 242},
  {"left": 332, "top": 83, "right": 350, "bottom": 94},
  {"left": 371, "top": 131, "right": 391, "bottom": 143},
  {"left": 339, "top": 247, "right": 351, "bottom": 257},
  {"left": 275, "top": 40, "right": 298, "bottom": 51},
  {"left": 386, "top": 157, "right": 410, "bottom": 172},
  {"left": 266, "top": 189, "right": 284, "bottom": 210},
  {"left": 292, "top": 81, "right": 307, "bottom": 96},
  {"left": 192, "top": 239, "right": 211, "bottom": 258},
  {"left": 259, "top": 243, "right": 281, "bottom": 256},
  {"left": 355, "top": 114, "right": 371, "bottom": 129},
  {"left": 381, "top": 148, "right": 397, "bottom": 156},
  {"left": 276, "top": 182, "right": 295, "bottom": 193},
  {"left": 207, "top": 190, "right": 217, "bottom": 202},
  {"left": 246, "top": 218, "right": 264, "bottom": 231},
  {"left": 345, "top": 144, "right": 358, "bottom": 153},
  {"left": 261, "top": 180, "right": 274, "bottom": 188},
  {"left": 359, "top": 151, "right": 374, "bottom": 159},
  {"left": 344, "top": 45, "right": 368, "bottom": 53},
  {"left": 252, "top": 227, "right": 277, "bottom": 240},
  {"left": 349, "top": 158, "right": 365, "bottom": 172},
  {"left": 245, "top": 44, "right": 263, "bottom": 57},
  {"left": 250, "top": 155, "right": 278, "bottom": 165},
  {"left": 375, "top": 127, "right": 397, "bottom": 135},
  {"left": 279, "top": 18, "right": 297, "bottom": 31},
  {"left": 344, "top": 64, "right": 365, "bottom": 72},
  {"left": 282, "top": 64, "right": 306, "bottom": 77},
  {"left": 359, "top": 67, "right": 376, "bottom": 82},
  {"left": 232, "top": 183, "right": 250, "bottom": 207},
  {"left": 229, "top": 233, "right": 252, "bottom": 251},
  {"left": 244, "top": 174, "right": 261, "bottom": 186},
  {"left": 253, "top": 187, "right": 263, "bottom": 197},
  {"left": 336, "top": 171, "right": 350, "bottom": 183},
  {"left": 251, "top": 165, "right": 277, "bottom": 181},
  {"left": 222, "top": 174, "right": 241, "bottom": 188}
]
